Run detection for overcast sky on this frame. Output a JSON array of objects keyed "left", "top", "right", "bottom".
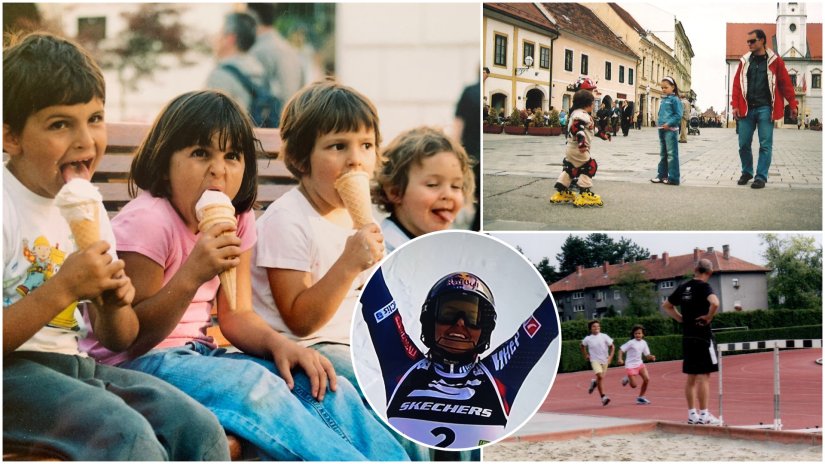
[
  {"left": 618, "top": 0, "right": 823, "bottom": 113},
  {"left": 489, "top": 232, "right": 823, "bottom": 268}
]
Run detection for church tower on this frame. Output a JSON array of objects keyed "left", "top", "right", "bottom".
[{"left": 776, "top": 2, "right": 807, "bottom": 58}]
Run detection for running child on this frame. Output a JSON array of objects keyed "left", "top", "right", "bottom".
[
  {"left": 373, "top": 126, "right": 475, "bottom": 253},
  {"left": 81, "top": 89, "right": 407, "bottom": 461},
  {"left": 651, "top": 76, "right": 683, "bottom": 185},
  {"left": 617, "top": 324, "right": 656, "bottom": 404},
  {"left": 3, "top": 32, "right": 229, "bottom": 460},
  {"left": 550, "top": 88, "right": 604, "bottom": 207},
  {"left": 581, "top": 320, "right": 614, "bottom": 405}
]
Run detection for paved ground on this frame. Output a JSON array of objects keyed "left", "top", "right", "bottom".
[
  {"left": 483, "top": 127, "right": 822, "bottom": 230},
  {"left": 506, "top": 348, "right": 822, "bottom": 442}
]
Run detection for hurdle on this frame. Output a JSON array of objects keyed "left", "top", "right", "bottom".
[{"left": 717, "top": 339, "right": 822, "bottom": 430}]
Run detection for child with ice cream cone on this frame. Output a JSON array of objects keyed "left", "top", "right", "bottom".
[{"left": 81, "top": 89, "right": 407, "bottom": 461}]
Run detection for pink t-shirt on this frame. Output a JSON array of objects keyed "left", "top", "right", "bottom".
[{"left": 81, "top": 191, "right": 256, "bottom": 365}]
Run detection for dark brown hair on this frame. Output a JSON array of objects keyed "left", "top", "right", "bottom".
[
  {"left": 279, "top": 78, "right": 381, "bottom": 178},
  {"left": 128, "top": 90, "right": 260, "bottom": 213},
  {"left": 3, "top": 31, "right": 105, "bottom": 134},
  {"left": 373, "top": 126, "right": 475, "bottom": 213}
]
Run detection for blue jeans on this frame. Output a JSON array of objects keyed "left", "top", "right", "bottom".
[
  {"left": 120, "top": 343, "right": 409, "bottom": 461},
  {"left": 738, "top": 105, "right": 774, "bottom": 181},
  {"left": 657, "top": 129, "right": 680, "bottom": 183},
  {"left": 3, "top": 351, "right": 229, "bottom": 461}
]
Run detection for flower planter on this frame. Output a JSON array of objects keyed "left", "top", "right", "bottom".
[
  {"left": 503, "top": 125, "right": 527, "bottom": 135},
  {"left": 811, "top": 124, "right": 822, "bottom": 131},
  {"left": 526, "top": 126, "right": 553, "bottom": 136},
  {"left": 483, "top": 124, "right": 504, "bottom": 134}
]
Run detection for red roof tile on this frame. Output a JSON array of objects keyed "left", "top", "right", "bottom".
[
  {"left": 484, "top": 2, "right": 559, "bottom": 34},
  {"left": 549, "top": 249, "right": 769, "bottom": 293},
  {"left": 541, "top": 2, "right": 638, "bottom": 59},
  {"left": 726, "top": 23, "right": 822, "bottom": 60}
]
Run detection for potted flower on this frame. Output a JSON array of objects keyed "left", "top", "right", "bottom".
[
  {"left": 483, "top": 107, "right": 504, "bottom": 134},
  {"left": 810, "top": 118, "right": 822, "bottom": 131},
  {"left": 527, "top": 109, "right": 554, "bottom": 136},
  {"left": 547, "top": 109, "right": 563, "bottom": 136},
  {"left": 504, "top": 108, "right": 527, "bottom": 135}
]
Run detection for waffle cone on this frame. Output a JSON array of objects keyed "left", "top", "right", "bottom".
[
  {"left": 67, "top": 205, "right": 103, "bottom": 307},
  {"left": 197, "top": 205, "right": 238, "bottom": 311},
  {"left": 334, "top": 171, "right": 374, "bottom": 228}
]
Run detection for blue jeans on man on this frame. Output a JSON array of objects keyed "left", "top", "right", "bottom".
[
  {"left": 737, "top": 105, "right": 774, "bottom": 183},
  {"left": 657, "top": 129, "right": 680, "bottom": 184},
  {"left": 120, "top": 342, "right": 409, "bottom": 461}
]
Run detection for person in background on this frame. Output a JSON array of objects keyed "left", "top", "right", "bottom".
[{"left": 246, "top": 3, "right": 304, "bottom": 103}]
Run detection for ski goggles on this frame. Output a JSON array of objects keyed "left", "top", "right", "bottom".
[{"left": 435, "top": 294, "right": 481, "bottom": 328}]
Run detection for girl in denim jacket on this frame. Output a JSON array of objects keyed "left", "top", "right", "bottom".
[{"left": 651, "top": 77, "right": 683, "bottom": 185}]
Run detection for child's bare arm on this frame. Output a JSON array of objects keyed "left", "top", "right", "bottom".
[
  {"left": 85, "top": 269, "right": 139, "bottom": 352},
  {"left": 3, "top": 241, "right": 135, "bottom": 354},
  {"left": 580, "top": 343, "right": 590, "bottom": 361},
  {"left": 617, "top": 349, "right": 624, "bottom": 365},
  {"left": 269, "top": 224, "right": 383, "bottom": 337}
]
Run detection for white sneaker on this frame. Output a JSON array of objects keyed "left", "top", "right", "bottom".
[
  {"left": 601, "top": 395, "right": 610, "bottom": 406},
  {"left": 688, "top": 413, "right": 700, "bottom": 424},
  {"left": 636, "top": 396, "right": 651, "bottom": 405},
  {"left": 700, "top": 412, "right": 723, "bottom": 426},
  {"left": 621, "top": 376, "right": 629, "bottom": 386}
]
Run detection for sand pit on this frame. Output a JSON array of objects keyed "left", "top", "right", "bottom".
[{"left": 483, "top": 431, "right": 823, "bottom": 461}]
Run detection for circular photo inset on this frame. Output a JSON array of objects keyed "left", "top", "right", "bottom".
[{"left": 352, "top": 230, "right": 561, "bottom": 451}]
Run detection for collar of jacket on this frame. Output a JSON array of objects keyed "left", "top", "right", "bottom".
[{"left": 739, "top": 48, "right": 778, "bottom": 112}]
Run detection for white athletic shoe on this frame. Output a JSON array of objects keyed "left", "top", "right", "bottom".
[
  {"left": 688, "top": 413, "right": 701, "bottom": 424},
  {"left": 621, "top": 376, "right": 630, "bottom": 386},
  {"left": 636, "top": 396, "right": 651, "bottom": 405},
  {"left": 601, "top": 395, "right": 611, "bottom": 406},
  {"left": 700, "top": 412, "right": 723, "bottom": 426}
]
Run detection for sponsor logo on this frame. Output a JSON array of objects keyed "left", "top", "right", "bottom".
[
  {"left": 523, "top": 316, "right": 541, "bottom": 338},
  {"left": 491, "top": 332, "right": 521, "bottom": 370},
  {"left": 399, "top": 401, "right": 493, "bottom": 417},
  {"left": 374, "top": 300, "right": 398, "bottom": 323},
  {"left": 445, "top": 273, "right": 479, "bottom": 292},
  {"left": 409, "top": 379, "right": 481, "bottom": 400},
  {"left": 395, "top": 313, "right": 418, "bottom": 360}
]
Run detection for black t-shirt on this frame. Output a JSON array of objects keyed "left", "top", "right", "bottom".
[
  {"left": 667, "top": 279, "right": 714, "bottom": 339},
  {"left": 746, "top": 53, "right": 772, "bottom": 108}
]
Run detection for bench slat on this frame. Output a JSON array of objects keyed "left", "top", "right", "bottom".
[{"left": 94, "top": 154, "right": 293, "bottom": 183}]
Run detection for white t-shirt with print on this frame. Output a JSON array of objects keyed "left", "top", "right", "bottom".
[
  {"left": 581, "top": 332, "right": 614, "bottom": 364},
  {"left": 251, "top": 187, "right": 370, "bottom": 346},
  {"left": 620, "top": 338, "right": 651, "bottom": 369},
  {"left": 3, "top": 166, "right": 116, "bottom": 355}
]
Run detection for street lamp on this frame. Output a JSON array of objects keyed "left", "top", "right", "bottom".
[{"left": 516, "top": 56, "right": 534, "bottom": 76}]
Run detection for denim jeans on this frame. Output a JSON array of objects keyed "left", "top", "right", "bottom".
[
  {"left": 120, "top": 342, "right": 409, "bottom": 461},
  {"left": 3, "top": 351, "right": 229, "bottom": 461},
  {"left": 658, "top": 129, "right": 680, "bottom": 183},
  {"left": 738, "top": 105, "right": 774, "bottom": 181}
]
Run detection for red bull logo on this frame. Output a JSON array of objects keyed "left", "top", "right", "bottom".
[{"left": 445, "top": 273, "right": 479, "bottom": 292}]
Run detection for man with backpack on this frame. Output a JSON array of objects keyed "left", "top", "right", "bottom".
[{"left": 206, "top": 12, "right": 281, "bottom": 128}]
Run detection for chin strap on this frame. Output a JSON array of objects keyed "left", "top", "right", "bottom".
[{"left": 429, "top": 344, "right": 479, "bottom": 367}]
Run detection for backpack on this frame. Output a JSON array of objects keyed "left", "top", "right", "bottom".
[{"left": 221, "top": 64, "right": 282, "bottom": 128}]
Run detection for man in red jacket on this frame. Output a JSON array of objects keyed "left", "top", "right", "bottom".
[{"left": 731, "top": 29, "right": 798, "bottom": 189}]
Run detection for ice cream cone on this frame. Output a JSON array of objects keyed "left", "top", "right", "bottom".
[
  {"left": 334, "top": 171, "right": 374, "bottom": 229},
  {"left": 196, "top": 199, "right": 238, "bottom": 311}
]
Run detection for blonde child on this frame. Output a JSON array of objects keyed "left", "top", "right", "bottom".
[
  {"left": 617, "top": 324, "right": 656, "bottom": 405},
  {"left": 3, "top": 33, "right": 228, "bottom": 460},
  {"left": 651, "top": 76, "right": 683, "bottom": 185},
  {"left": 373, "top": 126, "right": 475, "bottom": 253},
  {"left": 81, "top": 89, "right": 406, "bottom": 461}
]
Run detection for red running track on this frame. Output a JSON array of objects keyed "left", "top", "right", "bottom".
[{"left": 541, "top": 349, "right": 822, "bottom": 431}]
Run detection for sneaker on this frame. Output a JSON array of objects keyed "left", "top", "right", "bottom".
[
  {"left": 688, "top": 414, "right": 700, "bottom": 424},
  {"left": 650, "top": 177, "right": 665, "bottom": 183},
  {"left": 636, "top": 396, "right": 651, "bottom": 405},
  {"left": 700, "top": 412, "right": 723, "bottom": 426},
  {"left": 737, "top": 173, "right": 753, "bottom": 185},
  {"left": 751, "top": 178, "right": 766, "bottom": 189},
  {"left": 601, "top": 395, "right": 611, "bottom": 406},
  {"left": 621, "top": 376, "right": 629, "bottom": 387},
  {"left": 588, "top": 379, "right": 597, "bottom": 394}
]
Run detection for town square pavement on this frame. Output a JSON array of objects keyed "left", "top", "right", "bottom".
[{"left": 483, "top": 127, "right": 822, "bottom": 230}]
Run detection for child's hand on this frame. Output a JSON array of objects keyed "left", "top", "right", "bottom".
[
  {"left": 269, "top": 338, "right": 338, "bottom": 401},
  {"left": 186, "top": 222, "right": 242, "bottom": 285},
  {"left": 59, "top": 241, "right": 128, "bottom": 301},
  {"left": 618, "top": 358, "right": 624, "bottom": 365},
  {"left": 100, "top": 271, "right": 135, "bottom": 310},
  {"left": 662, "top": 123, "right": 670, "bottom": 129},
  {"left": 342, "top": 223, "right": 384, "bottom": 271},
  {"left": 649, "top": 355, "right": 656, "bottom": 362}
]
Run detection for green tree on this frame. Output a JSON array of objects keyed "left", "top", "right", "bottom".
[
  {"left": 761, "top": 234, "right": 822, "bottom": 309},
  {"left": 614, "top": 264, "right": 657, "bottom": 317},
  {"left": 535, "top": 257, "right": 562, "bottom": 284},
  {"left": 556, "top": 233, "right": 650, "bottom": 276}
]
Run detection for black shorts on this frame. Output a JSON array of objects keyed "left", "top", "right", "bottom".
[{"left": 682, "top": 336, "right": 719, "bottom": 374}]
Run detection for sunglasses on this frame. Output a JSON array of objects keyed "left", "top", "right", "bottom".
[
  {"left": 436, "top": 296, "right": 481, "bottom": 328},
  {"left": 747, "top": 39, "right": 758, "bottom": 45}
]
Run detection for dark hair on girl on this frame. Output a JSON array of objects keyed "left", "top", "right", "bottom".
[
  {"left": 129, "top": 90, "right": 261, "bottom": 213},
  {"left": 571, "top": 89, "right": 594, "bottom": 112},
  {"left": 662, "top": 76, "right": 680, "bottom": 96},
  {"left": 630, "top": 324, "right": 646, "bottom": 338}
]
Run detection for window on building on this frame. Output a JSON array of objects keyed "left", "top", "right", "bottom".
[
  {"left": 629, "top": 68, "right": 634, "bottom": 85},
  {"left": 523, "top": 42, "right": 535, "bottom": 66},
  {"left": 614, "top": 289, "right": 621, "bottom": 300},
  {"left": 813, "top": 74, "right": 821, "bottom": 89},
  {"left": 494, "top": 34, "right": 507, "bottom": 66},
  {"left": 596, "top": 291, "right": 604, "bottom": 301},
  {"left": 605, "top": 62, "right": 612, "bottom": 80},
  {"left": 581, "top": 54, "right": 589, "bottom": 75},
  {"left": 661, "top": 295, "right": 668, "bottom": 302},
  {"left": 540, "top": 46, "right": 550, "bottom": 69},
  {"left": 565, "top": 49, "right": 573, "bottom": 72},
  {"left": 619, "top": 65, "right": 625, "bottom": 83},
  {"left": 660, "top": 280, "right": 675, "bottom": 289},
  {"left": 790, "top": 74, "right": 798, "bottom": 87},
  {"left": 572, "top": 291, "right": 584, "bottom": 299},
  {"left": 573, "top": 304, "right": 585, "bottom": 312}
]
